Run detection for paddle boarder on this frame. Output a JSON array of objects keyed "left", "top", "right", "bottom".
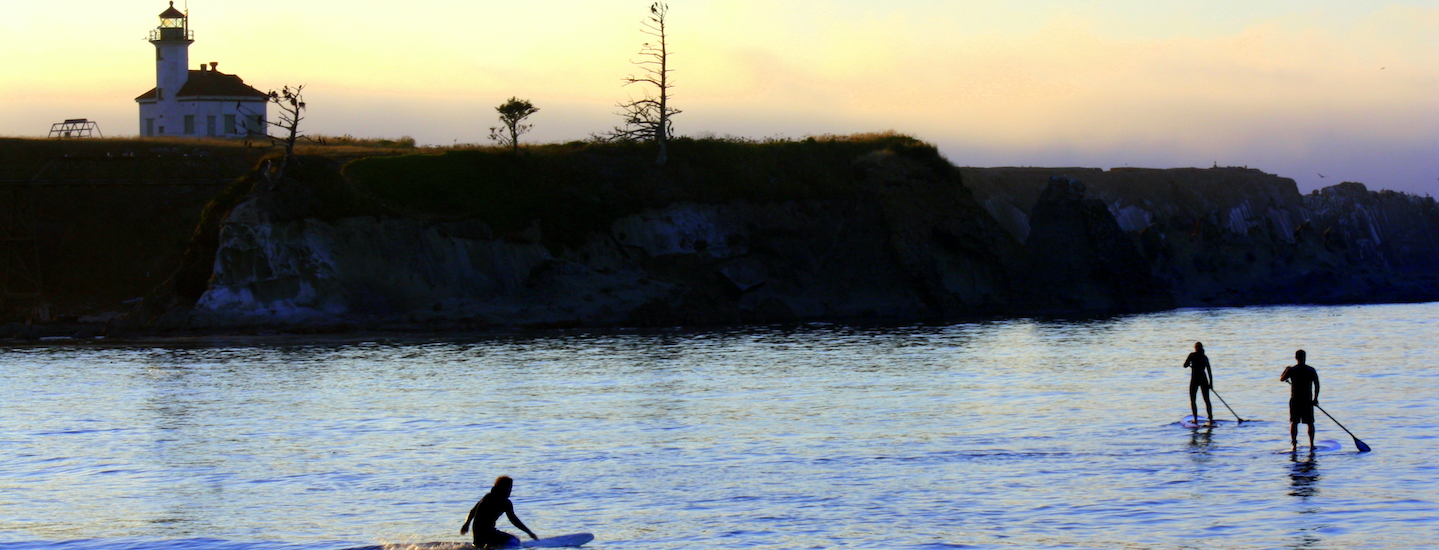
[
  {"left": 1183, "top": 342, "right": 1214, "bottom": 425},
  {"left": 1280, "top": 349, "right": 1321, "bottom": 453},
  {"left": 461, "top": 475, "right": 539, "bottom": 549}
]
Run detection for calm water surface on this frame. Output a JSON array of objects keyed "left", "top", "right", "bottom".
[{"left": 1, "top": 303, "right": 1437, "bottom": 549}]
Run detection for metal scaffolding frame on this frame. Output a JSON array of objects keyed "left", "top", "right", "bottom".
[{"left": 48, "top": 119, "right": 104, "bottom": 139}]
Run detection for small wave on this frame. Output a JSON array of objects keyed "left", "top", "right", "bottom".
[{"left": 0, "top": 538, "right": 369, "bottom": 550}]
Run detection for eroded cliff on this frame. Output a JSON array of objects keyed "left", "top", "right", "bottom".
[
  {"left": 175, "top": 137, "right": 1028, "bottom": 329},
  {"left": 143, "top": 136, "right": 1439, "bottom": 331},
  {"left": 965, "top": 167, "right": 1439, "bottom": 306}
]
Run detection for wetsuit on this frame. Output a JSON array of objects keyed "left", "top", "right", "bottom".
[
  {"left": 1184, "top": 350, "right": 1213, "bottom": 420},
  {"left": 464, "top": 492, "right": 529, "bottom": 549},
  {"left": 1284, "top": 364, "right": 1319, "bottom": 424}
]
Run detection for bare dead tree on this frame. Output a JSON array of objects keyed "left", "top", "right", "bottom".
[
  {"left": 488, "top": 97, "right": 539, "bottom": 154},
  {"left": 267, "top": 85, "right": 307, "bottom": 175},
  {"left": 238, "top": 84, "right": 307, "bottom": 181},
  {"left": 607, "top": 2, "right": 679, "bottom": 165}
]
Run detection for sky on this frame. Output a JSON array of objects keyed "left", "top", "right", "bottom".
[{"left": 2, "top": 0, "right": 1436, "bottom": 195}]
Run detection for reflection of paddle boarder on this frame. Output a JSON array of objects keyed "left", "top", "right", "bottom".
[
  {"left": 1183, "top": 342, "right": 1214, "bottom": 424},
  {"left": 1280, "top": 350, "right": 1321, "bottom": 453},
  {"left": 1287, "top": 454, "right": 1320, "bottom": 498},
  {"left": 461, "top": 476, "right": 539, "bottom": 549}
]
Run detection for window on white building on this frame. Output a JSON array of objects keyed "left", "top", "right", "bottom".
[
  {"left": 247, "top": 115, "right": 264, "bottom": 136},
  {"left": 145, "top": 118, "right": 155, "bottom": 136},
  {"left": 184, "top": 115, "right": 195, "bottom": 135},
  {"left": 224, "top": 114, "right": 236, "bottom": 134}
]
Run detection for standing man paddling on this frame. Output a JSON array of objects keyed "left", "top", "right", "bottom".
[
  {"left": 1183, "top": 342, "right": 1214, "bottom": 424},
  {"left": 461, "top": 476, "right": 539, "bottom": 549},
  {"left": 1280, "top": 350, "right": 1321, "bottom": 453}
]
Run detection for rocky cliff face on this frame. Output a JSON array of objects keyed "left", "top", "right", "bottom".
[
  {"left": 184, "top": 147, "right": 1029, "bottom": 329},
  {"left": 965, "top": 168, "right": 1439, "bottom": 307},
  {"left": 167, "top": 144, "right": 1439, "bottom": 331},
  {"left": 1022, "top": 176, "right": 1173, "bottom": 313}
]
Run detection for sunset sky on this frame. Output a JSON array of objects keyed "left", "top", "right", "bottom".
[{"left": 2, "top": 0, "right": 1436, "bottom": 194}]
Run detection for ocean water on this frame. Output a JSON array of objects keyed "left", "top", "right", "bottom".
[{"left": 1, "top": 303, "right": 1436, "bottom": 549}]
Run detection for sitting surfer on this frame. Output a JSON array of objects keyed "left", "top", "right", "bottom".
[
  {"left": 1183, "top": 342, "right": 1214, "bottom": 425},
  {"left": 1280, "top": 350, "right": 1321, "bottom": 453},
  {"left": 461, "top": 476, "right": 539, "bottom": 549}
]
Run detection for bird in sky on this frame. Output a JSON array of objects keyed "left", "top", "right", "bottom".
[{"left": 1318, "top": 173, "right": 1327, "bottom": 178}]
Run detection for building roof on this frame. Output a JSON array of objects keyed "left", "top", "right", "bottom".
[
  {"left": 135, "top": 69, "right": 269, "bottom": 102},
  {"left": 159, "top": 2, "right": 186, "bottom": 18}
]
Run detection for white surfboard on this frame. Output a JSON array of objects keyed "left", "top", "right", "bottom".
[
  {"left": 1273, "top": 440, "right": 1343, "bottom": 454},
  {"left": 518, "top": 533, "right": 594, "bottom": 548},
  {"left": 1180, "top": 415, "right": 1212, "bottom": 428},
  {"left": 1311, "top": 440, "right": 1342, "bottom": 452}
]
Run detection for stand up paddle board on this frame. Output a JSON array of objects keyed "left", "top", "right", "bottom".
[
  {"left": 517, "top": 533, "right": 594, "bottom": 548},
  {"left": 1273, "top": 440, "right": 1342, "bottom": 454},
  {"left": 384, "top": 535, "right": 595, "bottom": 550},
  {"left": 1180, "top": 415, "right": 1214, "bottom": 428}
]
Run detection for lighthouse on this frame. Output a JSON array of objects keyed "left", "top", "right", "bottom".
[{"left": 136, "top": 2, "right": 268, "bottom": 138}]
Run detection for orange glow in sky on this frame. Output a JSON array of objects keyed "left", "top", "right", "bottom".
[{"left": 2, "top": 1, "right": 1436, "bottom": 194}]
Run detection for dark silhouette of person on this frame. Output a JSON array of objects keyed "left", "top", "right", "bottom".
[
  {"left": 461, "top": 476, "right": 538, "bottom": 549},
  {"left": 1183, "top": 342, "right": 1214, "bottom": 423},
  {"left": 1280, "top": 349, "right": 1321, "bottom": 453}
]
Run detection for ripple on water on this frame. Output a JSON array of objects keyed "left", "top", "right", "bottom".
[{"left": 1, "top": 304, "right": 1438, "bottom": 549}]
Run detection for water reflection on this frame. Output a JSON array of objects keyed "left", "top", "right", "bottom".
[
  {"left": 1, "top": 303, "right": 1435, "bottom": 549},
  {"left": 1288, "top": 454, "right": 1321, "bottom": 499},
  {"left": 1288, "top": 532, "right": 1324, "bottom": 549},
  {"left": 1188, "top": 426, "right": 1213, "bottom": 452}
]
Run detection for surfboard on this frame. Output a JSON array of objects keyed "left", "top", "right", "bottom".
[
  {"left": 392, "top": 535, "right": 594, "bottom": 550},
  {"left": 1314, "top": 440, "right": 1342, "bottom": 452},
  {"left": 1273, "top": 440, "right": 1343, "bottom": 454},
  {"left": 1180, "top": 415, "right": 1213, "bottom": 428},
  {"left": 518, "top": 533, "right": 594, "bottom": 548}
]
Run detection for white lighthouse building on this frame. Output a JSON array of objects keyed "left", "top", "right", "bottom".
[{"left": 136, "top": 2, "right": 268, "bottom": 138}]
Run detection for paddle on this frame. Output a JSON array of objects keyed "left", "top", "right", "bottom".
[
  {"left": 1209, "top": 387, "right": 1246, "bottom": 423},
  {"left": 1315, "top": 403, "right": 1372, "bottom": 453},
  {"left": 1283, "top": 378, "right": 1371, "bottom": 452}
]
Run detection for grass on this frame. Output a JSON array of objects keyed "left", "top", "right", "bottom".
[
  {"left": 0, "top": 131, "right": 955, "bottom": 249},
  {"left": 340, "top": 132, "right": 952, "bottom": 247}
]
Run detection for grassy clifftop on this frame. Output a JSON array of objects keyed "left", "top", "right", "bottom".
[{"left": 340, "top": 133, "right": 950, "bottom": 245}]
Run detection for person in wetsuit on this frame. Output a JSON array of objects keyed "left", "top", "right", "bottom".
[
  {"left": 1280, "top": 349, "right": 1321, "bottom": 453},
  {"left": 460, "top": 476, "right": 538, "bottom": 549},
  {"left": 1183, "top": 342, "right": 1214, "bottom": 424}
]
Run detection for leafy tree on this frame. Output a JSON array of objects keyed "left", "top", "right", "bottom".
[
  {"left": 488, "top": 97, "right": 540, "bottom": 154},
  {"left": 606, "top": 2, "right": 679, "bottom": 165}
]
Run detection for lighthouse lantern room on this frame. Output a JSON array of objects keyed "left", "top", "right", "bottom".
[{"left": 136, "top": 3, "right": 268, "bottom": 138}]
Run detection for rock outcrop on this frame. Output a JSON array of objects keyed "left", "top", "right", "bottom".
[
  {"left": 180, "top": 142, "right": 1032, "bottom": 329},
  {"left": 138, "top": 138, "right": 1439, "bottom": 331},
  {"left": 965, "top": 167, "right": 1439, "bottom": 306},
  {"left": 1023, "top": 176, "right": 1173, "bottom": 313}
]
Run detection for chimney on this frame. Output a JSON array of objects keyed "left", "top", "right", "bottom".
[
  {"left": 199, "top": 64, "right": 207, "bottom": 72},
  {"left": 210, "top": 62, "right": 218, "bottom": 72}
]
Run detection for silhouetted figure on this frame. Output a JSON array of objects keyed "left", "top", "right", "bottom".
[
  {"left": 461, "top": 476, "right": 538, "bottom": 549},
  {"left": 1280, "top": 350, "right": 1321, "bottom": 453},
  {"left": 1183, "top": 342, "right": 1214, "bottom": 424}
]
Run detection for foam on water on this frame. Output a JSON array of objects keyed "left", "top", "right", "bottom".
[{"left": 2, "top": 303, "right": 1438, "bottom": 549}]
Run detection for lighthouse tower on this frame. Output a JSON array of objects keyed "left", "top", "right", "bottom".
[
  {"left": 151, "top": 2, "right": 192, "bottom": 112},
  {"left": 136, "top": 3, "right": 268, "bottom": 137}
]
